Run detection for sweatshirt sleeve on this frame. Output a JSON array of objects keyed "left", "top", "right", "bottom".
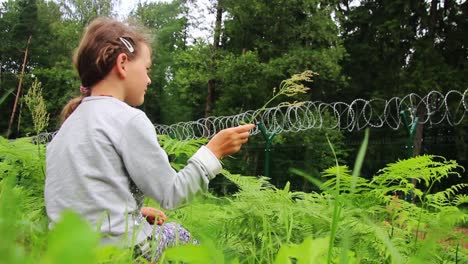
[{"left": 118, "top": 113, "right": 222, "bottom": 210}]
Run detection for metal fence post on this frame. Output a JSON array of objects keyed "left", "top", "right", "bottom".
[
  {"left": 257, "top": 122, "right": 276, "bottom": 178},
  {"left": 400, "top": 110, "right": 419, "bottom": 202}
]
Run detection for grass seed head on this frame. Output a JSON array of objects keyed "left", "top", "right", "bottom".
[{"left": 278, "top": 70, "right": 317, "bottom": 97}]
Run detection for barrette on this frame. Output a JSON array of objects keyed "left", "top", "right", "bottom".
[{"left": 119, "top": 37, "right": 134, "bottom": 53}]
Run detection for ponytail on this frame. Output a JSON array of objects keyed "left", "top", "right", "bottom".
[
  {"left": 60, "top": 85, "right": 91, "bottom": 124},
  {"left": 60, "top": 95, "right": 85, "bottom": 124}
]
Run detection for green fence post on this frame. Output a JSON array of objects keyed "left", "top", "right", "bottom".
[
  {"left": 257, "top": 122, "right": 277, "bottom": 178},
  {"left": 400, "top": 110, "right": 419, "bottom": 202}
]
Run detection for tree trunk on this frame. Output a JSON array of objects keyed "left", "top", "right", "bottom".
[
  {"left": 454, "top": 121, "right": 468, "bottom": 161},
  {"left": 7, "top": 35, "right": 32, "bottom": 139},
  {"left": 204, "top": 0, "right": 223, "bottom": 118},
  {"left": 412, "top": 106, "right": 425, "bottom": 157},
  {"left": 205, "top": 79, "right": 215, "bottom": 118},
  {"left": 428, "top": 0, "right": 439, "bottom": 39},
  {"left": 410, "top": 104, "right": 426, "bottom": 203}
]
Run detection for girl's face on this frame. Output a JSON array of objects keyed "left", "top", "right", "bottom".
[{"left": 123, "top": 43, "right": 152, "bottom": 106}]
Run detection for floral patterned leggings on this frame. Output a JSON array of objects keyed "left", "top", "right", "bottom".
[{"left": 134, "top": 222, "right": 199, "bottom": 262}]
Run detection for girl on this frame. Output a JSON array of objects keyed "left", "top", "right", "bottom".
[{"left": 44, "top": 17, "right": 254, "bottom": 261}]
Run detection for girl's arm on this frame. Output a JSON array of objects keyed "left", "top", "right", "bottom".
[{"left": 119, "top": 113, "right": 253, "bottom": 210}]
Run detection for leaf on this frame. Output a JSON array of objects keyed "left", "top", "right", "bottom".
[
  {"left": 42, "top": 210, "right": 99, "bottom": 264},
  {"left": 161, "top": 243, "right": 223, "bottom": 264},
  {"left": 274, "top": 236, "right": 329, "bottom": 264},
  {"left": 0, "top": 88, "right": 14, "bottom": 106}
]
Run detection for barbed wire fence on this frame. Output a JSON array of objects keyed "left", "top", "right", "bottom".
[{"left": 36, "top": 88, "right": 467, "bottom": 143}]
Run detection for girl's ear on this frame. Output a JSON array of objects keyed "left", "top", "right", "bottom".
[{"left": 115, "top": 53, "right": 128, "bottom": 79}]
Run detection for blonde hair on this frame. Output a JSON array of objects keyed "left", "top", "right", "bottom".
[{"left": 60, "top": 18, "right": 150, "bottom": 123}]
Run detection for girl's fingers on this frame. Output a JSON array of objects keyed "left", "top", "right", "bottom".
[
  {"left": 159, "top": 212, "right": 167, "bottom": 220},
  {"left": 145, "top": 215, "right": 155, "bottom": 225},
  {"left": 239, "top": 131, "right": 250, "bottom": 139},
  {"left": 233, "top": 124, "right": 255, "bottom": 133}
]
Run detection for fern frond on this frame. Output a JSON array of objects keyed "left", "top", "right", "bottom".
[
  {"left": 322, "top": 165, "right": 371, "bottom": 193},
  {"left": 439, "top": 183, "right": 468, "bottom": 200},
  {"left": 221, "top": 170, "right": 274, "bottom": 192},
  {"left": 373, "top": 155, "right": 461, "bottom": 187},
  {"left": 370, "top": 155, "right": 463, "bottom": 201},
  {"left": 158, "top": 135, "right": 207, "bottom": 156},
  {"left": 452, "top": 194, "right": 468, "bottom": 206},
  {"left": 157, "top": 135, "right": 208, "bottom": 170}
]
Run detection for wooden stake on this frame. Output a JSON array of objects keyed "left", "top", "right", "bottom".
[{"left": 7, "top": 35, "right": 31, "bottom": 138}]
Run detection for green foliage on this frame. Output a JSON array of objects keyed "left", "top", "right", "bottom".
[
  {"left": 371, "top": 155, "right": 463, "bottom": 200},
  {"left": 60, "top": 0, "right": 114, "bottom": 26},
  {"left": 130, "top": 0, "right": 189, "bottom": 124},
  {"left": 0, "top": 89, "right": 14, "bottom": 106},
  {"left": 214, "top": 50, "right": 268, "bottom": 115},
  {"left": 222, "top": 0, "right": 347, "bottom": 101},
  {"left": 0, "top": 136, "right": 45, "bottom": 194},
  {"left": 12, "top": 0, "right": 37, "bottom": 45},
  {"left": 157, "top": 134, "right": 207, "bottom": 170},
  {"left": 268, "top": 124, "right": 348, "bottom": 191},
  {"left": 0, "top": 0, "right": 467, "bottom": 262},
  {"left": 161, "top": 243, "right": 224, "bottom": 264},
  {"left": 24, "top": 79, "right": 50, "bottom": 136},
  {"left": 337, "top": 0, "right": 467, "bottom": 98},
  {"left": 160, "top": 43, "right": 212, "bottom": 122},
  {"left": 0, "top": 177, "right": 39, "bottom": 264},
  {"left": 42, "top": 211, "right": 100, "bottom": 264},
  {"left": 274, "top": 236, "right": 331, "bottom": 264},
  {"left": 171, "top": 152, "right": 467, "bottom": 263},
  {"left": 248, "top": 70, "right": 316, "bottom": 123},
  {"left": 0, "top": 134, "right": 467, "bottom": 263},
  {"left": 0, "top": 137, "right": 48, "bottom": 264}
]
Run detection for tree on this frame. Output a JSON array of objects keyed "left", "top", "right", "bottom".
[
  {"left": 131, "top": 0, "right": 190, "bottom": 124},
  {"left": 4, "top": 0, "right": 38, "bottom": 138},
  {"left": 1, "top": 0, "right": 83, "bottom": 135},
  {"left": 337, "top": 0, "right": 467, "bottom": 97},
  {"left": 59, "top": 0, "right": 114, "bottom": 26},
  {"left": 216, "top": 0, "right": 346, "bottom": 114},
  {"left": 164, "top": 43, "right": 212, "bottom": 123},
  {"left": 336, "top": 0, "right": 467, "bottom": 183}
]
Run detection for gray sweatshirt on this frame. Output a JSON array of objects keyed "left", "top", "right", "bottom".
[{"left": 44, "top": 96, "right": 221, "bottom": 246}]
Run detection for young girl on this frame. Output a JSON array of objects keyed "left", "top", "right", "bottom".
[{"left": 44, "top": 18, "right": 254, "bottom": 261}]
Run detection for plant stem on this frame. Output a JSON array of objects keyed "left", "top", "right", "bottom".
[
  {"left": 326, "top": 135, "right": 341, "bottom": 264},
  {"left": 413, "top": 179, "right": 436, "bottom": 250},
  {"left": 248, "top": 93, "right": 282, "bottom": 124}
]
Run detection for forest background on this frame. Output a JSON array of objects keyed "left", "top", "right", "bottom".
[{"left": 1, "top": 0, "right": 467, "bottom": 191}]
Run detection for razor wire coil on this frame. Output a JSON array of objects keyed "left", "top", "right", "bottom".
[{"left": 36, "top": 88, "right": 467, "bottom": 143}]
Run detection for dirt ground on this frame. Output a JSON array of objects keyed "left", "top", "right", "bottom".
[{"left": 454, "top": 227, "right": 468, "bottom": 249}]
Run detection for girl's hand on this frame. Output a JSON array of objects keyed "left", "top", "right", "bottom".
[
  {"left": 206, "top": 124, "right": 255, "bottom": 159},
  {"left": 141, "top": 207, "right": 167, "bottom": 225}
]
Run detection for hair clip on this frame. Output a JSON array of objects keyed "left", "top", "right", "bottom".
[
  {"left": 119, "top": 37, "right": 134, "bottom": 53},
  {"left": 80, "top": 86, "right": 89, "bottom": 94}
]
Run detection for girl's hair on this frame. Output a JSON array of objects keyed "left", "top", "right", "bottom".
[{"left": 60, "top": 17, "right": 150, "bottom": 123}]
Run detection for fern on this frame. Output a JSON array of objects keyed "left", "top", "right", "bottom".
[
  {"left": 321, "top": 165, "right": 372, "bottom": 194},
  {"left": 221, "top": 170, "right": 274, "bottom": 193},
  {"left": 157, "top": 135, "right": 207, "bottom": 170},
  {"left": 0, "top": 137, "right": 46, "bottom": 198},
  {"left": 372, "top": 155, "right": 462, "bottom": 198},
  {"left": 0, "top": 132, "right": 466, "bottom": 263},
  {"left": 452, "top": 194, "right": 468, "bottom": 206}
]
